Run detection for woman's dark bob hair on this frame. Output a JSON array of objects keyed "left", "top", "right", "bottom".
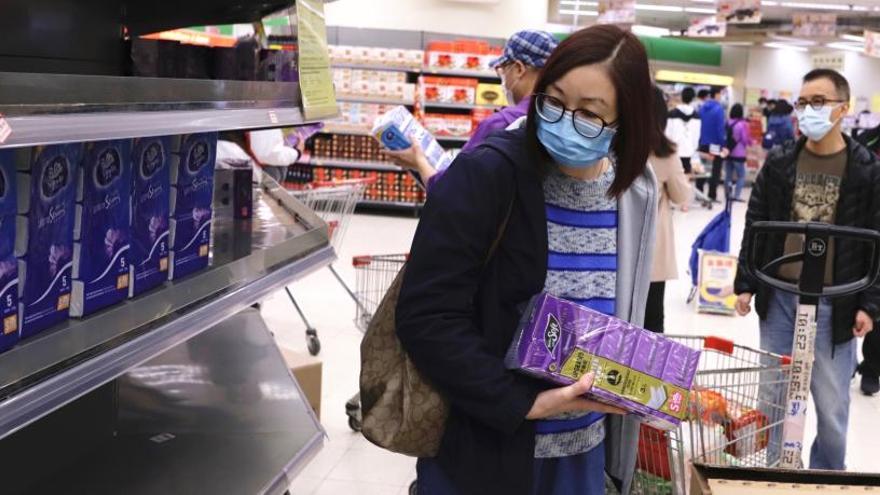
[{"left": 526, "top": 25, "right": 657, "bottom": 197}]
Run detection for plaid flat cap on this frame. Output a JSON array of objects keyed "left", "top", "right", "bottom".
[{"left": 490, "top": 30, "right": 559, "bottom": 69}]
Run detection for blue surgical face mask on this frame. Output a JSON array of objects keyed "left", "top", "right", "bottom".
[
  {"left": 796, "top": 104, "right": 839, "bottom": 142},
  {"left": 536, "top": 112, "right": 616, "bottom": 168}
]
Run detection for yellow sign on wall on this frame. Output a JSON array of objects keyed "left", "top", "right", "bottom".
[
  {"left": 655, "top": 70, "right": 734, "bottom": 87},
  {"left": 297, "top": 0, "right": 338, "bottom": 120}
]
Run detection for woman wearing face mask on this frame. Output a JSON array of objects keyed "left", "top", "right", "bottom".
[{"left": 396, "top": 25, "right": 658, "bottom": 495}]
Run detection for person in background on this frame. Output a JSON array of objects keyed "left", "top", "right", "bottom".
[
  {"left": 396, "top": 25, "right": 658, "bottom": 495},
  {"left": 665, "top": 86, "right": 701, "bottom": 174},
  {"left": 724, "top": 103, "right": 752, "bottom": 202},
  {"left": 695, "top": 88, "right": 710, "bottom": 111},
  {"left": 856, "top": 124, "right": 880, "bottom": 396},
  {"left": 734, "top": 69, "right": 880, "bottom": 470},
  {"left": 645, "top": 86, "right": 693, "bottom": 333},
  {"left": 697, "top": 88, "right": 726, "bottom": 203},
  {"left": 384, "top": 30, "right": 559, "bottom": 190},
  {"left": 248, "top": 128, "right": 303, "bottom": 183},
  {"left": 763, "top": 99, "right": 796, "bottom": 150}
]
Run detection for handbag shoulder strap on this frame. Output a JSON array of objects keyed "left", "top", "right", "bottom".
[{"left": 487, "top": 197, "right": 514, "bottom": 263}]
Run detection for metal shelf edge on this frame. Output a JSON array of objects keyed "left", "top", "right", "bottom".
[
  {"left": 307, "top": 158, "right": 402, "bottom": 172},
  {"left": 0, "top": 244, "right": 336, "bottom": 441}
]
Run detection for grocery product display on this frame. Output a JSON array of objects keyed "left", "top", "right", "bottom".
[
  {"left": 506, "top": 292, "right": 700, "bottom": 430},
  {"left": 129, "top": 137, "right": 172, "bottom": 298},
  {"left": 0, "top": 151, "right": 18, "bottom": 352}
]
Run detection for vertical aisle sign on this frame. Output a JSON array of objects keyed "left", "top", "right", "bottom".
[
  {"left": 296, "top": 0, "right": 338, "bottom": 121},
  {"left": 866, "top": 30, "right": 880, "bottom": 59},
  {"left": 597, "top": 0, "right": 636, "bottom": 25},
  {"left": 717, "top": 0, "right": 761, "bottom": 24}
]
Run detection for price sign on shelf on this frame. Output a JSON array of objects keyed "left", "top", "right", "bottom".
[
  {"left": 296, "top": 0, "right": 339, "bottom": 121},
  {"left": 0, "top": 114, "right": 11, "bottom": 144}
]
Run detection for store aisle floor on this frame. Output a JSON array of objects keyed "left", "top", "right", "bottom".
[{"left": 264, "top": 193, "right": 880, "bottom": 495}]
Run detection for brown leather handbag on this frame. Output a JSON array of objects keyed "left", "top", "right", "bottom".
[{"left": 359, "top": 200, "right": 514, "bottom": 457}]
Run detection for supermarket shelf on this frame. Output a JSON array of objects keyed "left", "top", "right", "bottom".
[
  {"left": 423, "top": 101, "right": 503, "bottom": 111},
  {"left": 435, "top": 135, "right": 470, "bottom": 143},
  {"left": 320, "top": 127, "right": 373, "bottom": 136},
  {"left": 331, "top": 63, "right": 419, "bottom": 73},
  {"left": 358, "top": 199, "right": 423, "bottom": 209},
  {"left": 0, "top": 72, "right": 315, "bottom": 148},
  {"left": 337, "top": 95, "right": 415, "bottom": 106},
  {"left": 421, "top": 67, "right": 500, "bottom": 79},
  {"left": 307, "top": 157, "right": 402, "bottom": 172},
  {"left": 0, "top": 180, "right": 335, "bottom": 440}
]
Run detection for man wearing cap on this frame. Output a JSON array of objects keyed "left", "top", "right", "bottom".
[{"left": 385, "top": 30, "right": 558, "bottom": 191}]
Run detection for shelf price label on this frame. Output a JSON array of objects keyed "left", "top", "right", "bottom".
[
  {"left": 296, "top": 0, "right": 339, "bottom": 121},
  {"left": 0, "top": 114, "right": 11, "bottom": 144}
]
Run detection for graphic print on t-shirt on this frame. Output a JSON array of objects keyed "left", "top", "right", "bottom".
[{"left": 792, "top": 172, "right": 841, "bottom": 223}]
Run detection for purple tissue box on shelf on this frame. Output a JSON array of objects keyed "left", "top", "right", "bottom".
[{"left": 505, "top": 292, "right": 700, "bottom": 430}]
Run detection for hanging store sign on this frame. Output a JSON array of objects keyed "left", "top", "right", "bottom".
[
  {"left": 598, "top": 0, "right": 636, "bottom": 25},
  {"left": 296, "top": 0, "right": 339, "bottom": 120},
  {"left": 717, "top": 0, "right": 761, "bottom": 24},
  {"left": 793, "top": 13, "right": 837, "bottom": 37},
  {"left": 811, "top": 52, "right": 845, "bottom": 71},
  {"left": 688, "top": 16, "right": 727, "bottom": 38},
  {"left": 865, "top": 30, "right": 880, "bottom": 59}
]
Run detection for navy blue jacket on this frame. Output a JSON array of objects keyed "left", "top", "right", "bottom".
[
  {"left": 396, "top": 130, "right": 548, "bottom": 495},
  {"left": 699, "top": 99, "right": 727, "bottom": 147}
]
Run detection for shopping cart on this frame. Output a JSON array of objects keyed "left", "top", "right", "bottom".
[
  {"left": 634, "top": 335, "right": 791, "bottom": 495},
  {"left": 284, "top": 178, "right": 374, "bottom": 355}
]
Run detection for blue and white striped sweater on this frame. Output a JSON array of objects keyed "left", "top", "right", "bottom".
[{"left": 535, "top": 164, "right": 617, "bottom": 459}]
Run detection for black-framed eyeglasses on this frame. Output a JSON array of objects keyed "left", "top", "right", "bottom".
[
  {"left": 795, "top": 95, "right": 847, "bottom": 112},
  {"left": 534, "top": 93, "right": 614, "bottom": 139}
]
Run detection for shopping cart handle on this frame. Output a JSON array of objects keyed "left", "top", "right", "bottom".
[{"left": 744, "top": 221, "right": 880, "bottom": 298}]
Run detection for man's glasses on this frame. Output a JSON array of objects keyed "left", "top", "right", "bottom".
[
  {"left": 795, "top": 95, "right": 846, "bottom": 112},
  {"left": 534, "top": 93, "right": 613, "bottom": 139}
]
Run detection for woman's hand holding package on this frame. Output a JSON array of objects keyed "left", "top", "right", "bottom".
[{"left": 525, "top": 372, "right": 627, "bottom": 420}]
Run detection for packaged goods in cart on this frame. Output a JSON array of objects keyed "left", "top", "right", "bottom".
[
  {"left": 71, "top": 140, "right": 132, "bottom": 317},
  {"left": 371, "top": 106, "right": 453, "bottom": 172},
  {"left": 0, "top": 150, "right": 18, "bottom": 351},
  {"left": 723, "top": 405, "right": 769, "bottom": 458},
  {"left": 129, "top": 137, "right": 171, "bottom": 297},
  {"left": 169, "top": 133, "right": 216, "bottom": 280},
  {"left": 506, "top": 292, "right": 700, "bottom": 430},
  {"left": 16, "top": 144, "right": 81, "bottom": 338}
]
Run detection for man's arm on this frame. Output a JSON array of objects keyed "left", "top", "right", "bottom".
[{"left": 858, "top": 161, "right": 880, "bottom": 321}]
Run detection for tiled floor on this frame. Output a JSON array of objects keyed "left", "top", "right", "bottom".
[{"left": 263, "top": 192, "right": 880, "bottom": 494}]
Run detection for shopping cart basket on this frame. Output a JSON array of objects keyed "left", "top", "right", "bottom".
[
  {"left": 634, "top": 335, "right": 791, "bottom": 495},
  {"left": 284, "top": 178, "right": 374, "bottom": 355}
]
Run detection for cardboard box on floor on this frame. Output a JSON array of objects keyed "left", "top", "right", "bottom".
[
  {"left": 690, "top": 463, "right": 880, "bottom": 494},
  {"left": 280, "top": 347, "right": 322, "bottom": 419}
]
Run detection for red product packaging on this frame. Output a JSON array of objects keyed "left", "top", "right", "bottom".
[
  {"left": 723, "top": 406, "right": 770, "bottom": 458},
  {"left": 637, "top": 423, "right": 672, "bottom": 480},
  {"left": 422, "top": 113, "right": 473, "bottom": 137},
  {"left": 472, "top": 108, "right": 495, "bottom": 128}
]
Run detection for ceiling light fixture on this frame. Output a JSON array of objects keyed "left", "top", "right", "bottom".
[
  {"left": 780, "top": 2, "right": 852, "bottom": 11},
  {"left": 685, "top": 7, "right": 716, "bottom": 14},
  {"left": 764, "top": 42, "right": 809, "bottom": 52},
  {"left": 559, "top": 8, "right": 599, "bottom": 15},
  {"left": 762, "top": 1, "right": 780, "bottom": 6},
  {"left": 826, "top": 42, "right": 865, "bottom": 53},
  {"left": 841, "top": 34, "right": 866, "bottom": 43},
  {"left": 632, "top": 25, "right": 671, "bottom": 37},
  {"left": 690, "top": 0, "right": 716, "bottom": 3},
  {"left": 559, "top": 0, "right": 599, "bottom": 6},
  {"left": 718, "top": 41, "right": 756, "bottom": 46},
  {"left": 635, "top": 3, "right": 684, "bottom": 12}
]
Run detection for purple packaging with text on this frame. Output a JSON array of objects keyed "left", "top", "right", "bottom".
[{"left": 505, "top": 292, "right": 700, "bottom": 430}]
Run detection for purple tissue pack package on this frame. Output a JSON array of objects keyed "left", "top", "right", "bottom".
[
  {"left": 71, "top": 140, "right": 132, "bottom": 317},
  {"left": 130, "top": 137, "right": 171, "bottom": 297},
  {"left": 0, "top": 150, "right": 18, "bottom": 352},
  {"left": 505, "top": 292, "right": 700, "bottom": 430},
  {"left": 168, "top": 133, "right": 216, "bottom": 281},
  {"left": 18, "top": 144, "right": 82, "bottom": 339}
]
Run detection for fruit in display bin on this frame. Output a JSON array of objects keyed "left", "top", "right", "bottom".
[{"left": 689, "top": 388, "right": 728, "bottom": 424}]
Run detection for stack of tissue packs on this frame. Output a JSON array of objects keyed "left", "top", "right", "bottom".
[
  {"left": 0, "top": 151, "right": 18, "bottom": 352},
  {"left": 506, "top": 292, "right": 700, "bottom": 430},
  {"left": 169, "top": 133, "right": 216, "bottom": 280},
  {"left": 130, "top": 137, "right": 171, "bottom": 296},
  {"left": 71, "top": 141, "right": 131, "bottom": 317},
  {"left": 371, "top": 106, "right": 453, "bottom": 172},
  {"left": 16, "top": 145, "right": 81, "bottom": 338}
]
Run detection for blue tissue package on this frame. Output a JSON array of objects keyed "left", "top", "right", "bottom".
[
  {"left": 0, "top": 150, "right": 18, "bottom": 352},
  {"left": 19, "top": 144, "right": 81, "bottom": 338},
  {"left": 169, "top": 133, "right": 216, "bottom": 280},
  {"left": 130, "top": 137, "right": 171, "bottom": 297},
  {"left": 71, "top": 140, "right": 132, "bottom": 317}
]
